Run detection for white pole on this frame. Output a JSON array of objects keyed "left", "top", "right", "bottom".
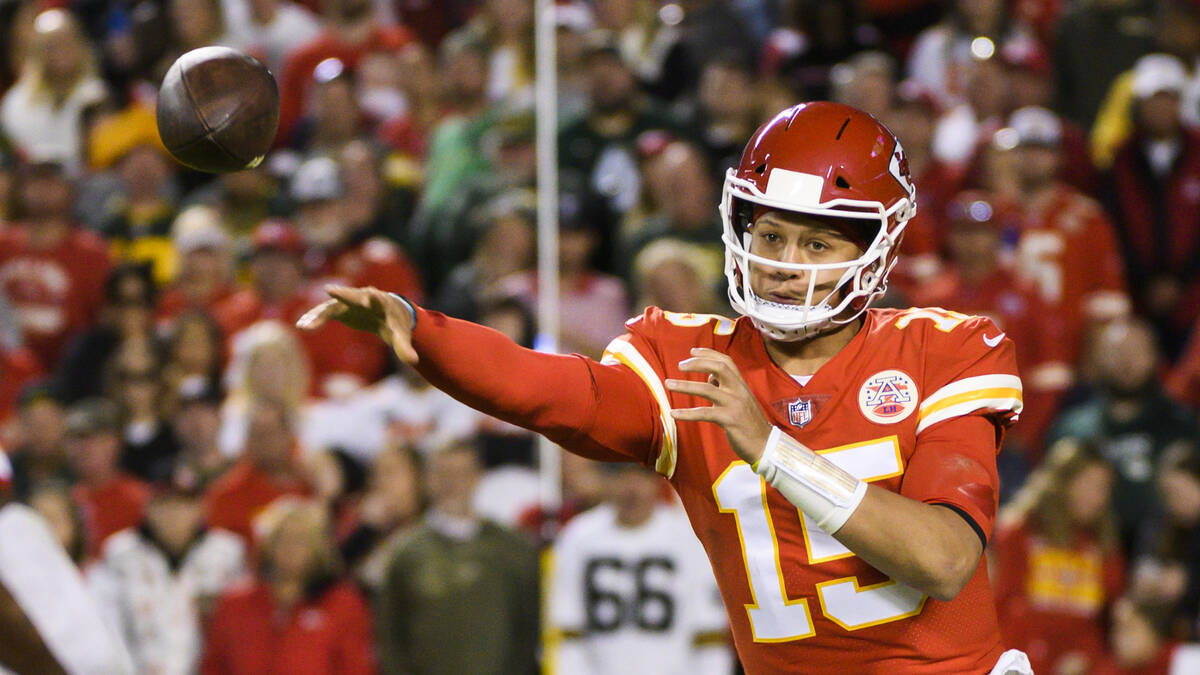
[{"left": 534, "top": 0, "right": 562, "bottom": 514}]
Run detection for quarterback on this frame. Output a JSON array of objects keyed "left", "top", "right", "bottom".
[{"left": 300, "top": 102, "right": 1033, "bottom": 674}]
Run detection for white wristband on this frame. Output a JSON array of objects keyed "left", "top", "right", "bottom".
[{"left": 754, "top": 427, "right": 868, "bottom": 534}]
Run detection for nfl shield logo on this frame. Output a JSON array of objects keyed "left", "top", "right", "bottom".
[{"left": 787, "top": 399, "right": 812, "bottom": 428}]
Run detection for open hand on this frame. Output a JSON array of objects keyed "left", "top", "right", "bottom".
[
  {"left": 296, "top": 285, "right": 419, "bottom": 365},
  {"left": 665, "top": 347, "right": 772, "bottom": 464}
]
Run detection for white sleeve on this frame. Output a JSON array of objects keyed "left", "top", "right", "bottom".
[
  {"left": 547, "top": 530, "right": 595, "bottom": 675},
  {"left": 0, "top": 505, "right": 135, "bottom": 675},
  {"left": 682, "top": 531, "right": 733, "bottom": 675}
]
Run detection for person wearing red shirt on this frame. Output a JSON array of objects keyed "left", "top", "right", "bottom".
[
  {"left": 1092, "top": 595, "right": 1198, "bottom": 675},
  {"left": 274, "top": 0, "right": 412, "bottom": 146},
  {"left": 213, "top": 220, "right": 387, "bottom": 397},
  {"left": 0, "top": 162, "right": 110, "bottom": 369},
  {"left": 990, "top": 439, "right": 1126, "bottom": 675},
  {"left": 1167, "top": 315, "right": 1200, "bottom": 410},
  {"left": 204, "top": 399, "right": 310, "bottom": 544},
  {"left": 155, "top": 205, "right": 237, "bottom": 327},
  {"left": 0, "top": 347, "right": 43, "bottom": 425},
  {"left": 301, "top": 103, "right": 1033, "bottom": 673},
  {"left": 201, "top": 498, "right": 375, "bottom": 675},
  {"left": 64, "top": 398, "right": 149, "bottom": 559},
  {"left": 1005, "top": 107, "right": 1131, "bottom": 365},
  {"left": 910, "top": 191, "right": 1071, "bottom": 458}
]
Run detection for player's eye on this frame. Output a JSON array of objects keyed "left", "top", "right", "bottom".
[
  {"left": 760, "top": 231, "right": 782, "bottom": 244},
  {"left": 807, "top": 239, "right": 829, "bottom": 252}
]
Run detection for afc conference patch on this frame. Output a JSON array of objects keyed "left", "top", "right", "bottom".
[{"left": 858, "top": 369, "right": 918, "bottom": 424}]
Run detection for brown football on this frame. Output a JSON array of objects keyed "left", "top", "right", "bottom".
[{"left": 156, "top": 46, "right": 280, "bottom": 173}]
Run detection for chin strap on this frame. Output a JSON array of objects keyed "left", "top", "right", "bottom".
[{"left": 752, "top": 426, "right": 868, "bottom": 533}]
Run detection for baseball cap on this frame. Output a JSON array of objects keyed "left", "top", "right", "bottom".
[
  {"left": 250, "top": 219, "right": 305, "bottom": 255},
  {"left": 290, "top": 156, "right": 344, "bottom": 203},
  {"left": 65, "top": 398, "right": 121, "bottom": 437},
  {"left": 1131, "top": 54, "right": 1188, "bottom": 100},
  {"left": 1008, "top": 106, "right": 1062, "bottom": 147},
  {"left": 173, "top": 205, "right": 231, "bottom": 255}
]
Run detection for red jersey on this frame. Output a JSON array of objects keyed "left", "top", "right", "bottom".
[
  {"left": 1014, "top": 186, "right": 1129, "bottom": 363},
  {"left": 204, "top": 460, "right": 310, "bottom": 544},
  {"left": 72, "top": 475, "right": 149, "bottom": 559},
  {"left": 991, "top": 521, "right": 1125, "bottom": 675},
  {"left": 910, "top": 267, "right": 1070, "bottom": 454},
  {"left": 201, "top": 580, "right": 376, "bottom": 675},
  {"left": 0, "top": 226, "right": 111, "bottom": 368},
  {"left": 314, "top": 237, "right": 424, "bottom": 305},
  {"left": 213, "top": 285, "right": 387, "bottom": 396},
  {"left": 409, "top": 305, "right": 1023, "bottom": 674}
]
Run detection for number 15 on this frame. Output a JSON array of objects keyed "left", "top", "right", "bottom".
[{"left": 711, "top": 437, "right": 927, "bottom": 642}]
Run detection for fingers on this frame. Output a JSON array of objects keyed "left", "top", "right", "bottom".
[
  {"left": 296, "top": 299, "right": 346, "bottom": 331},
  {"left": 384, "top": 311, "right": 419, "bottom": 365},
  {"left": 326, "top": 284, "right": 375, "bottom": 309},
  {"left": 669, "top": 405, "right": 723, "bottom": 423},
  {"left": 665, "top": 378, "right": 726, "bottom": 404}
]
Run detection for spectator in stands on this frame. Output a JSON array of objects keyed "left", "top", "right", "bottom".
[
  {"left": 377, "top": 440, "right": 538, "bottom": 675},
  {"left": 55, "top": 262, "right": 159, "bottom": 404},
  {"left": 293, "top": 153, "right": 424, "bottom": 303},
  {"left": 157, "top": 206, "right": 236, "bottom": 323},
  {"left": 186, "top": 165, "right": 285, "bottom": 235},
  {"left": 494, "top": 202, "right": 629, "bottom": 358},
  {"left": 0, "top": 9, "right": 108, "bottom": 170},
  {"left": 429, "top": 192, "right": 538, "bottom": 321},
  {"left": 445, "top": 0, "right": 534, "bottom": 107},
  {"left": 1129, "top": 443, "right": 1200, "bottom": 640},
  {"left": 166, "top": 0, "right": 237, "bottom": 60},
  {"left": 831, "top": 50, "right": 897, "bottom": 120},
  {"left": 684, "top": 52, "right": 761, "bottom": 179},
  {"left": 1103, "top": 54, "right": 1200, "bottom": 361},
  {"left": 160, "top": 311, "right": 225, "bottom": 411},
  {"left": 0, "top": 161, "right": 111, "bottom": 370},
  {"left": 1048, "top": 318, "right": 1199, "bottom": 549},
  {"left": 89, "top": 106, "right": 180, "bottom": 285},
  {"left": 275, "top": 0, "right": 413, "bottom": 144},
  {"left": 202, "top": 498, "right": 376, "bottom": 674},
  {"left": 292, "top": 58, "right": 365, "bottom": 156},
  {"left": 218, "top": 319, "right": 309, "bottom": 456},
  {"left": 111, "top": 362, "right": 180, "bottom": 484},
  {"left": 408, "top": 35, "right": 492, "bottom": 218},
  {"left": 223, "top": 0, "right": 323, "bottom": 73},
  {"left": 65, "top": 397, "right": 150, "bottom": 559},
  {"left": 930, "top": 48, "right": 1009, "bottom": 166},
  {"left": 336, "top": 138, "right": 422, "bottom": 248},
  {"left": 1093, "top": 595, "right": 1194, "bottom": 674},
  {"left": 0, "top": 339, "right": 42, "bottom": 428},
  {"left": 910, "top": 191, "right": 1070, "bottom": 462},
  {"left": 991, "top": 438, "right": 1125, "bottom": 675},
  {"left": 206, "top": 398, "right": 311, "bottom": 544},
  {"left": 906, "top": 0, "right": 1030, "bottom": 106},
  {"left": 558, "top": 32, "right": 686, "bottom": 235},
  {"left": 215, "top": 221, "right": 383, "bottom": 396},
  {"left": 5, "top": 382, "right": 72, "bottom": 501},
  {"left": 880, "top": 80, "right": 960, "bottom": 292},
  {"left": 89, "top": 474, "right": 245, "bottom": 675},
  {"left": 617, "top": 140, "right": 722, "bottom": 278},
  {"left": 1053, "top": 0, "right": 1153, "bottom": 132},
  {"left": 343, "top": 443, "right": 423, "bottom": 591},
  {"left": 172, "top": 383, "right": 230, "bottom": 491},
  {"left": 1090, "top": 1, "right": 1200, "bottom": 169},
  {"left": 415, "top": 112, "right": 539, "bottom": 292},
  {"left": 548, "top": 462, "right": 732, "bottom": 674},
  {"left": 1005, "top": 106, "right": 1130, "bottom": 366},
  {"left": 630, "top": 237, "right": 725, "bottom": 315}
]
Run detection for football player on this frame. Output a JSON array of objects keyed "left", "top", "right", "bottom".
[{"left": 299, "top": 102, "right": 1033, "bottom": 674}]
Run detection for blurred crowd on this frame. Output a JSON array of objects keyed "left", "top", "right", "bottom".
[{"left": 0, "top": 0, "right": 1199, "bottom": 673}]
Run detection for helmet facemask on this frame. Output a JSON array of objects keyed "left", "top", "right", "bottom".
[{"left": 720, "top": 170, "right": 913, "bottom": 341}]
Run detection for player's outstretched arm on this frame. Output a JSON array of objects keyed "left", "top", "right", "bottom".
[{"left": 298, "top": 286, "right": 662, "bottom": 466}]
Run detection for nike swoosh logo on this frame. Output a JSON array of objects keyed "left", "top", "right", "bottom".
[{"left": 983, "top": 332, "right": 1005, "bottom": 348}]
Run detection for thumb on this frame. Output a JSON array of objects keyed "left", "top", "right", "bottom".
[{"left": 384, "top": 312, "right": 419, "bottom": 365}]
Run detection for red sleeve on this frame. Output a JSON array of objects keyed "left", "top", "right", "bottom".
[
  {"left": 332, "top": 587, "right": 378, "bottom": 675},
  {"left": 410, "top": 307, "right": 662, "bottom": 466},
  {"left": 901, "top": 414, "right": 1001, "bottom": 541},
  {"left": 988, "top": 522, "right": 1031, "bottom": 636}
]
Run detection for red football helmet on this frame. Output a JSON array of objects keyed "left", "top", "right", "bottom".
[{"left": 720, "top": 101, "right": 916, "bottom": 340}]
